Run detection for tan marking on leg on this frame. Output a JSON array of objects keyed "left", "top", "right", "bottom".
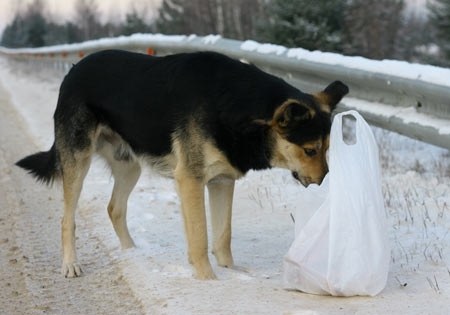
[
  {"left": 107, "top": 160, "right": 141, "bottom": 249},
  {"left": 97, "top": 134, "right": 141, "bottom": 249},
  {"left": 207, "top": 177, "right": 235, "bottom": 268},
  {"left": 171, "top": 121, "right": 241, "bottom": 279},
  {"left": 171, "top": 134, "right": 217, "bottom": 280},
  {"left": 175, "top": 167, "right": 216, "bottom": 280},
  {"left": 61, "top": 155, "right": 91, "bottom": 278},
  {"left": 203, "top": 141, "right": 242, "bottom": 181}
]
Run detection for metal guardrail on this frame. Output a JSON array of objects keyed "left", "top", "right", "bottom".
[{"left": 1, "top": 34, "right": 449, "bottom": 150}]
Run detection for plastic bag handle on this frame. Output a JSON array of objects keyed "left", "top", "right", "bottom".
[{"left": 332, "top": 110, "right": 364, "bottom": 146}]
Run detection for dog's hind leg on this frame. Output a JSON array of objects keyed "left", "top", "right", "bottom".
[
  {"left": 54, "top": 101, "right": 99, "bottom": 278},
  {"left": 106, "top": 158, "right": 141, "bottom": 249},
  {"left": 207, "top": 178, "right": 235, "bottom": 269},
  {"left": 97, "top": 134, "right": 141, "bottom": 249},
  {"left": 60, "top": 153, "right": 92, "bottom": 278}
]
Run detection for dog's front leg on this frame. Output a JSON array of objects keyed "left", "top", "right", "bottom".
[
  {"left": 207, "top": 178, "right": 235, "bottom": 268},
  {"left": 175, "top": 171, "right": 216, "bottom": 280}
]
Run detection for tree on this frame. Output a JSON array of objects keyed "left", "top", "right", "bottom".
[
  {"left": 74, "top": 0, "right": 102, "bottom": 41},
  {"left": 343, "top": 0, "right": 405, "bottom": 60},
  {"left": 156, "top": 0, "right": 221, "bottom": 35},
  {"left": 1, "top": 0, "right": 48, "bottom": 48},
  {"left": 156, "top": 0, "right": 184, "bottom": 35},
  {"left": 122, "top": 9, "right": 152, "bottom": 35},
  {"left": 396, "top": 14, "right": 435, "bottom": 63},
  {"left": 65, "top": 22, "right": 82, "bottom": 43},
  {"left": 1, "top": 15, "right": 27, "bottom": 47},
  {"left": 24, "top": 0, "right": 47, "bottom": 47},
  {"left": 156, "top": 0, "right": 263, "bottom": 40},
  {"left": 428, "top": 0, "right": 450, "bottom": 60},
  {"left": 221, "top": 0, "right": 264, "bottom": 40},
  {"left": 44, "top": 22, "right": 68, "bottom": 46},
  {"left": 256, "top": 0, "right": 347, "bottom": 52}
]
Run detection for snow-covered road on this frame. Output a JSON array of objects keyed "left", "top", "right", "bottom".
[{"left": 0, "top": 56, "right": 449, "bottom": 314}]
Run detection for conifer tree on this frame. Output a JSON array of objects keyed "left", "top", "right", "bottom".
[
  {"left": 122, "top": 10, "right": 152, "bottom": 35},
  {"left": 25, "top": 0, "right": 47, "bottom": 47},
  {"left": 1, "top": 0, "right": 47, "bottom": 47},
  {"left": 156, "top": 0, "right": 184, "bottom": 35},
  {"left": 343, "top": 0, "right": 404, "bottom": 60},
  {"left": 1, "top": 16, "right": 27, "bottom": 47},
  {"left": 428, "top": 0, "right": 450, "bottom": 59},
  {"left": 257, "top": 0, "right": 347, "bottom": 52}
]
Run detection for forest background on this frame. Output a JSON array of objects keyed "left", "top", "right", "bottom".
[{"left": 1, "top": 0, "right": 450, "bottom": 67}]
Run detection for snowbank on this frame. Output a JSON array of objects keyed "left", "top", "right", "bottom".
[{"left": 1, "top": 52, "right": 449, "bottom": 314}]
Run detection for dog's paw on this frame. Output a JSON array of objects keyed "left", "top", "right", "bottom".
[
  {"left": 62, "top": 262, "right": 83, "bottom": 278},
  {"left": 213, "top": 249, "right": 234, "bottom": 269},
  {"left": 195, "top": 269, "right": 218, "bottom": 280},
  {"left": 232, "top": 265, "right": 250, "bottom": 274},
  {"left": 193, "top": 261, "right": 217, "bottom": 280}
]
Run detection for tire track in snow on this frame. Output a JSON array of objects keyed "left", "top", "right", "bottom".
[{"left": 0, "top": 77, "right": 145, "bottom": 314}]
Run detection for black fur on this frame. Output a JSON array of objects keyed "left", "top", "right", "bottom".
[
  {"left": 15, "top": 143, "right": 60, "bottom": 185},
  {"left": 17, "top": 50, "right": 346, "bottom": 179}
]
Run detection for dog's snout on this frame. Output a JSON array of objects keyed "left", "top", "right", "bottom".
[
  {"left": 292, "top": 171, "right": 327, "bottom": 187},
  {"left": 292, "top": 171, "right": 312, "bottom": 187}
]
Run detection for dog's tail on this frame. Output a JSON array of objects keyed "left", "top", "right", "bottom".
[{"left": 16, "top": 143, "right": 62, "bottom": 185}]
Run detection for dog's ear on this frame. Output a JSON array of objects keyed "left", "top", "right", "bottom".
[
  {"left": 272, "top": 100, "right": 314, "bottom": 134},
  {"left": 315, "top": 81, "right": 349, "bottom": 113}
]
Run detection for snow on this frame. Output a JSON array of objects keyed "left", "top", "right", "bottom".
[
  {"left": 202, "top": 34, "right": 222, "bottom": 45},
  {"left": 1, "top": 53, "right": 450, "bottom": 314},
  {"left": 0, "top": 33, "right": 190, "bottom": 54},
  {"left": 242, "top": 41, "right": 450, "bottom": 87},
  {"left": 241, "top": 40, "right": 287, "bottom": 56}
]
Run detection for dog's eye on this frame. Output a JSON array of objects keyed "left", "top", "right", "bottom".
[{"left": 303, "top": 148, "right": 317, "bottom": 157}]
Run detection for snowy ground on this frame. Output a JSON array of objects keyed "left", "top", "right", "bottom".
[{"left": 0, "top": 56, "right": 449, "bottom": 314}]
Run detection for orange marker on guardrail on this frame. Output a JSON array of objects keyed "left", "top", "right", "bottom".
[
  {"left": 78, "top": 51, "right": 84, "bottom": 58},
  {"left": 147, "top": 48, "right": 154, "bottom": 55}
]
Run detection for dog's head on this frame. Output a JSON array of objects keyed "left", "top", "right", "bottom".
[{"left": 268, "top": 81, "right": 349, "bottom": 186}]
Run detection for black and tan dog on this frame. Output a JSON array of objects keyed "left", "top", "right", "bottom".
[{"left": 16, "top": 50, "right": 348, "bottom": 279}]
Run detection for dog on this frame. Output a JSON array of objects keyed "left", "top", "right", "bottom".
[{"left": 16, "top": 50, "right": 348, "bottom": 279}]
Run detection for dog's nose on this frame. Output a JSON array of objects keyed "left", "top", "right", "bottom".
[
  {"left": 292, "top": 171, "right": 309, "bottom": 186},
  {"left": 292, "top": 171, "right": 319, "bottom": 187}
]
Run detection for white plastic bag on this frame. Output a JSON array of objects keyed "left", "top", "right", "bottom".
[{"left": 284, "top": 110, "right": 390, "bottom": 296}]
